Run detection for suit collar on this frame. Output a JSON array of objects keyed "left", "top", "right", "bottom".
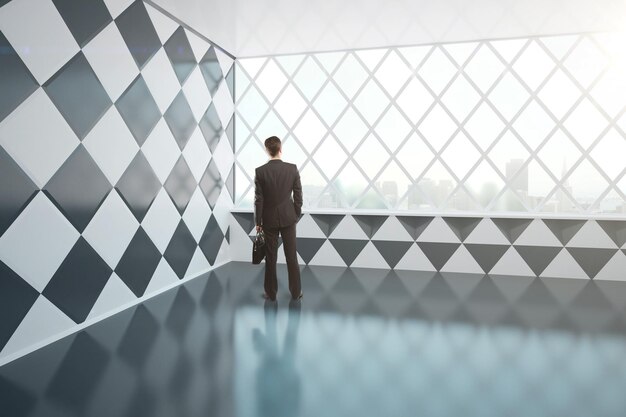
[{"left": 268, "top": 159, "right": 282, "bottom": 162}]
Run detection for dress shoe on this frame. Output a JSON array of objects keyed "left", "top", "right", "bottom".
[
  {"left": 262, "top": 292, "right": 276, "bottom": 301},
  {"left": 292, "top": 291, "right": 303, "bottom": 301}
]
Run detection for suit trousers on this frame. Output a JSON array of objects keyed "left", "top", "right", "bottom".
[{"left": 263, "top": 221, "right": 301, "bottom": 299}]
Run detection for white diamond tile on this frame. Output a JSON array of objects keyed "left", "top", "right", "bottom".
[
  {"left": 0, "top": 193, "right": 79, "bottom": 292},
  {"left": 183, "top": 66, "right": 212, "bottom": 121},
  {"left": 489, "top": 247, "right": 535, "bottom": 276},
  {"left": 103, "top": 0, "right": 133, "bottom": 18},
  {"left": 82, "top": 21, "right": 139, "bottom": 102},
  {"left": 1, "top": 296, "right": 75, "bottom": 358},
  {"left": 141, "top": 188, "right": 181, "bottom": 254},
  {"left": 212, "top": 189, "right": 233, "bottom": 234},
  {"left": 464, "top": 218, "right": 509, "bottom": 245},
  {"left": 297, "top": 214, "right": 326, "bottom": 239},
  {"left": 184, "top": 29, "right": 210, "bottom": 63},
  {"left": 329, "top": 215, "right": 369, "bottom": 240},
  {"left": 351, "top": 241, "right": 389, "bottom": 269},
  {"left": 371, "top": 216, "right": 413, "bottom": 241},
  {"left": 416, "top": 217, "right": 461, "bottom": 243},
  {"left": 540, "top": 248, "right": 588, "bottom": 279},
  {"left": 144, "top": 257, "right": 179, "bottom": 295},
  {"left": 182, "top": 187, "right": 211, "bottom": 242},
  {"left": 308, "top": 240, "right": 346, "bottom": 267},
  {"left": 513, "top": 219, "right": 561, "bottom": 246},
  {"left": 87, "top": 273, "right": 136, "bottom": 320},
  {"left": 145, "top": 3, "right": 179, "bottom": 44},
  {"left": 212, "top": 132, "right": 235, "bottom": 179},
  {"left": 0, "top": 0, "right": 80, "bottom": 84},
  {"left": 215, "top": 48, "right": 234, "bottom": 80},
  {"left": 182, "top": 127, "right": 211, "bottom": 182},
  {"left": 0, "top": 89, "right": 80, "bottom": 188},
  {"left": 83, "top": 106, "right": 139, "bottom": 185},
  {"left": 395, "top": 243, "right": 436, "bottom": 271},
  {"left": 440, "top": 245, "right": 484, "bottom": 274},
  {"left": 83, "top": 190, "right": 139, "bottom": 269},
  {"left": 213, "top": 78, "right": 235, "bottom": 127},
  {"left": 186, "top": 247, "right": 211, "bottom": 277},
  {"left": 141, "top": 48, "right": 180, "bottom": 113},
  {"left": 566, "top": 220, "right": 618, "bottom": 249},
  {"left": 142, "top": 119, "right": 181, "bottom": 184}
]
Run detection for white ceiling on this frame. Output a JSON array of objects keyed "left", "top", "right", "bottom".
[{"left": 151, "top": 0, "right": 626, "bottom": 58}]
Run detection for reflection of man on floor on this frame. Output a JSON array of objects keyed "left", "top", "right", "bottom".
[{"left": 253, "top": 300, "right": 302, "bottom": 417}]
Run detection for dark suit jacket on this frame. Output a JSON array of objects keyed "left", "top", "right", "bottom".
[{"left": 254, "top": 159, "right": 302, "bottom": 228}]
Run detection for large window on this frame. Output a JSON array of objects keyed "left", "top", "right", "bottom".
[{"left": 234, "top": 33, "right": 626, "bottom": 214}]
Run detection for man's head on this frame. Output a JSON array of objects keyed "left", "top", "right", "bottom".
[{"left": 265, "top": 136, "right": 282, "bottom": 158}]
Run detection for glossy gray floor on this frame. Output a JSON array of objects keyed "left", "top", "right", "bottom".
[{"left": 3, "top": 261, "right": 626, "bottom": 417}]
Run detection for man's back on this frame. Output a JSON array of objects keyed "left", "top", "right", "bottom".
[{"left": 254, "top": 159, "right": 302, "bottom": 228}]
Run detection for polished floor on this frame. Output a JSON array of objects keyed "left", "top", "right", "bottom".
[{"left": 2, "top": 262, "right": 626, "bottom": 417}]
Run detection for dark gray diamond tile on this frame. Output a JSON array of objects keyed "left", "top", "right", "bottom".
[
  {"left": 225, "top": 65, "right": 234, "bottom": 101},
  {"left": 492, "top": 218, "right": 533, "bottom": 244},
  {"left": 43, "top": 52, "right": 112, "bottom": 139},
  {"left": 543, "top": 219, "right": 586, "bottom": 245},
  {"left": 514, "top": 245, "right": 562, "bottom": 276},
  {"left": 163, "top": 26, "right": 196, "bottom": 85},
  {"left": 43, "top": 145, "right": 112, "bottom": 232},
  {"left": 164, "top": 155, "right": 197, "bottom": 215},
  {"left": 442, "top": 217, "right": 482, "bottom": 242},
  {"left": 199, "top": 215, "right": 224, "bottom": 265},
  {"left": 115, "top": 74, "right": 161, "bottom": 145},
  {"left": 198, "top": 103, "right": 222, "bottom": 152},
  {"left": 225, "top": 165, "right": 234, "bottom": 202},
  {"left": 232, "top": 212, "right": 254, "bottom": 234},
  {"left": 115, "top": 227, "right": 161, "bottom": 297},
  {"left": 164, "top": 91, "right": 196, "bottom": 150},
  {"left": 353, "top": 215, "right": 387, "bottom": 238},
  {"left": 0, "top": 31, "right": 38, "bottom": 123},
  {"left": 329, "top": 239, "right": 368, "bottom": 266},
  {"left": 0, "top": 147, "right": 38, "bottom": 236},
  {"left": 164, "top": 220, "right": 196, "bottom": 279},
  {"left": 225, "top": 114, "right": 235, "bottom": 150},
  {"left": 116, "top": 151, "right": 161, "bottom": 222},
  {"left": 464, "top": 243, "right": 510, "bottom": 273},
  {"left": 52, "top": 0, "right": 112, "bottom": 47},
  {"left": 295, "top": 237, "right": 326, "bottom": 264},
  {"left": 566, "top": 247, "right": 618, "bottom": 279},
  {"left": 0, "top": 260, "right": 39, "bottom": 351},
  {"left": 372, "top": 240, "right": 413, "bottom": 268},
  {"left": 311, "top": 214, "right": 344, "bottom": 237},
  {"left": 199, "top": 159, "right": 222, "bottom": 209},
  {"left": 198, "top": 47, "right": 222, "bottom": 95},
  {"left": 43, "top": 237, "right": 112, "bottom": 323},
  {"left": 396, "top": 216, "right": 434, "bottom": 240},
  {"left": 416, "top": 242, "right": 461, "bottom": 270},
  {"left": 114, "top": 0, "right": 161, "bottom": 69}
]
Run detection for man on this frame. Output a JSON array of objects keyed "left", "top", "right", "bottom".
[{"left": 254, "top": 136, "right": 303, "bottom": 301}]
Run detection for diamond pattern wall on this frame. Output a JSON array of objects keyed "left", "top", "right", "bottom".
[
  {"left": 230, "top": 211, "right": 626, "bottom": 282},
  {"left": 0, "top": 0, "right": 235, "bottom": 363},
  {"left": 235, "top": 33, "right": 626, "bottom": 214}
]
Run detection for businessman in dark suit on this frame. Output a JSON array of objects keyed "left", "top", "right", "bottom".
[{"left": 254, "top": 136, "right": 303, "bottom": 301}]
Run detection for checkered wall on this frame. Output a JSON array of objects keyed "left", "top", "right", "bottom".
[
  {"left": 0, "top": 0, "right": 235, "bottom": 362},
  {"left": 230, "top": 211, "right": 626, "bottom": 281}
]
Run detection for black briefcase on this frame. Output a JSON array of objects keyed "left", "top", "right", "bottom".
[{"left": 252, "top": 230, "right": 266, "bottom": 264}]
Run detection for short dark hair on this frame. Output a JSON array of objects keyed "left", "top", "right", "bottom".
[{"left": 265, "top": 136, "right": 281, "bottom": 157}]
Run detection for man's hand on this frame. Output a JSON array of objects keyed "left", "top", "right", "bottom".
[{"left": 256, "top": 225, "right": 262, "bottom": 233}]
